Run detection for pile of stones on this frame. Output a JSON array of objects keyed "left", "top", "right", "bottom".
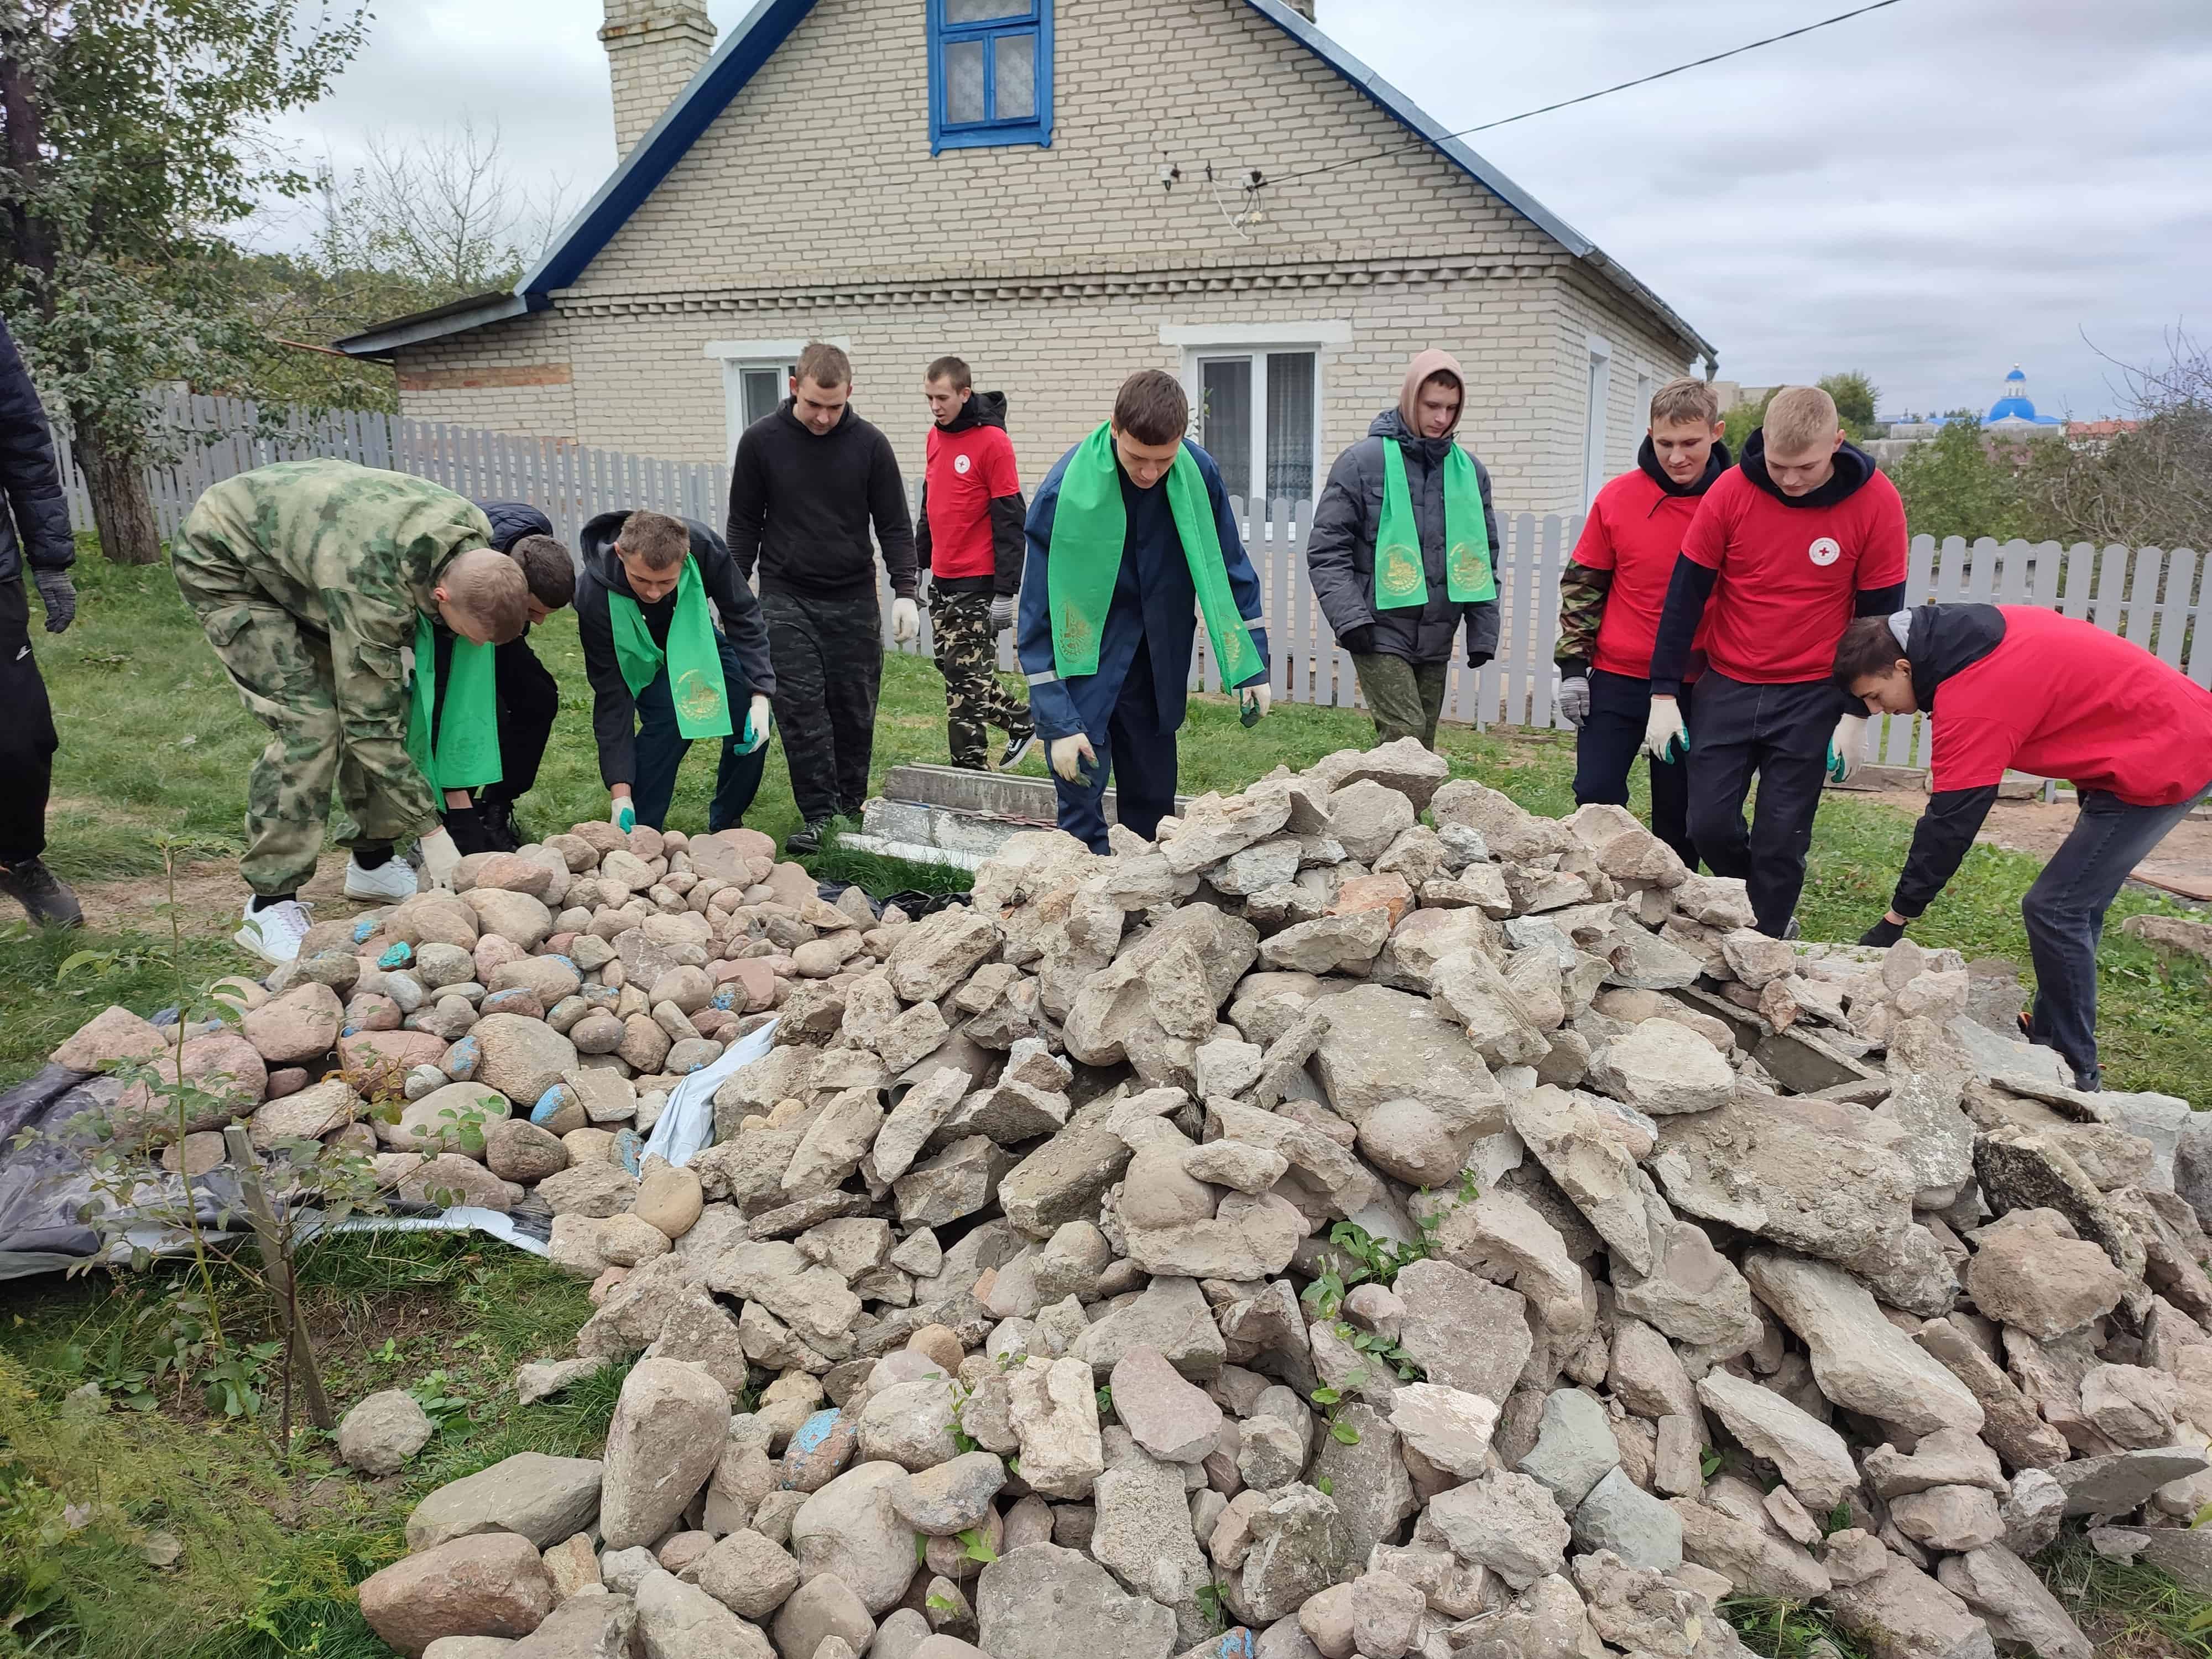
[{"left": 46, "top": 738, "right": 2212, "bottom": 1659}]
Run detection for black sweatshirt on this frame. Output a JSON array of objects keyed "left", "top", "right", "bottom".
[
  {"left": 574, "top": 510, "right": 776, "bottom": 790},
  {"left": 1882, "top": 603, "right": 2008, "bottom": 917},
  {"left": 724, "top": 400, "right": 916, "bottom": 603}
]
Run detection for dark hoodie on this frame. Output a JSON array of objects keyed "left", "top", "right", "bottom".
[
  {"left": 1879, "top": 602, "right": 2008, "bottom": 917},
  {"left": 573, "top": 509, "right": 776, "bottom": 790},
  {"left": 918, "top": 390, "right": 1025, "bottom": 596},
  {"left": 1303, "top": 406, "right": 1503, "bottom": 667},
  {"left": 724, "top": 400, "right": 916, "bottom": 604}
]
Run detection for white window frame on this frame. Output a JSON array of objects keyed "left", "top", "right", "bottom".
[
  {"left": 1635, "top": 366, "right": 1655, "bottom": 441},
  {"left": 704, "top": 337, "right": 851, "bottom": 460},
  {"left": 1583, "top": 333, "right": 1613, "bottom": 507},
  {"left": 1161, "top": 322, "right": 1350, "bottom": 512}
]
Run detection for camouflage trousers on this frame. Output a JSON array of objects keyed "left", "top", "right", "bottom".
[
  {"left": 174, "top": 533, "right": 424, "bottom": 898},
  {"left": 929, "top": 589, "right": 1031, "bottom": 770}
]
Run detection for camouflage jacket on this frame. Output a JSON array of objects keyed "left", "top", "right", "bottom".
[
  {"left": 184, "top": 458, "right": 492, "bottom": 830},
  {"left": 1554, "top": 561, "right": 1614, "bottom": 677}
]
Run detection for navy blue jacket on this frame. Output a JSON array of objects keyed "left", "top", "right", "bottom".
[
  {"left": 0, "top": 316, "right": 74, "bottom": 585},
  {"left": 1018, "top": 439, "right": 1269, "bottom": 744},
  {"left": 473, "top": 499, "right": 555, "bottom": 555}
]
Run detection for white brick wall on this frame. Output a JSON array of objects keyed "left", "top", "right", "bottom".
[{"left": 387, "top": 0, "right": 1704, "bottom": 514}]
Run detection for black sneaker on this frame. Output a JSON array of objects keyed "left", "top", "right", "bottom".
[
  {"left": 786, "top": 819, "right": 832, "bottom": 856},
  {"left": 999, "top": 729, "right": 1039, "bottom": 770},
  {"left": 479, "top": 798, "right": 524, "bottom": 853},
  {"left": 1, "top": 858, "right": 84, "bottom": 928}
]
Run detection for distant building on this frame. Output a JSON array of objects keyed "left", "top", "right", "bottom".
[{"left": 1984, "top": 365, "right": 2065, "bottom": 436}]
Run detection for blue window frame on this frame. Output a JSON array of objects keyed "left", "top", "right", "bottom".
[{"left": 928, "top": 0, "right": 1053, "bottom": 154}]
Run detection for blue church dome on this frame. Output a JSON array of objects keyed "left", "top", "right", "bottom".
[{"left": 1987, "top": 364, "right": 2061, "bottom": 426}]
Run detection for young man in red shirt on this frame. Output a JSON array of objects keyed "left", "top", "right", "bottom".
[
  {"left": 1556, "top": 375, "right": 1729, "bottom": 867},
  {"left": 1645, "top": 385, "right": 1908, "bottom": 936},
  {"left": 920, "top": 355, "right": 1034, "bottom": 770},
  {"left": 1837, "top": 606, "right": 2212, "bottom": 1091}
]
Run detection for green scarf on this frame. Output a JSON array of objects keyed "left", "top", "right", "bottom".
[
  {"left": 1046, "top": 423, "right": 1264, "bottom": 690},
  {"left": 608, "top": 556, "right": 731, "bottom": 739},
  {"left": 406, "top": 613, "right": 503, "bottom": 794},
  {"left": 1373, "top": 439, "right": 1497, "bottom": 611}
]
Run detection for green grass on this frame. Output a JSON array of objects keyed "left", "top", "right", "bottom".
[{"left": 6, "top": 542, "right": 2212, "bottom": 1656}]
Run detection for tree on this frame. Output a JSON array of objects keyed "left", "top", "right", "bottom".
[
  {"left": 2018, "top": 330, "right": 2212, "bottom": 552},
  {"left": 1721, "top": 389, "right": 1772, "bottom": 457},
  {"left": 1888, "top": 416, "right": 2046, "bottom": 541},
  {"left": 0, "top": 1, "right": 369, "bottom": 562},
  {"left": 1818, "top": 371, "right": 1881, "bottom": 441}
]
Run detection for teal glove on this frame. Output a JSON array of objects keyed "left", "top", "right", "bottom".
[
  {"left": 1642, "top": 697, "right": 1690, "bottom": 764},
  {"left": 740, "top": 694, "right": 772, "bottom": 755},
  {"left": 1827, "top": 713, "right": 1869, "bottom": 784},
  {"left": 610, "top": 796, "right": 637, "bottom": 833}
]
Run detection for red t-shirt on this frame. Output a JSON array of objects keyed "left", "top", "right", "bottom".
[
  {"left": 1681, "top": 466, "right": 1908, "bottom": 684},
  {"left": 1571, "top": 467, "right": 1713, "bottom": 679},
  {"left": 924, "top": 420, "right": 1020, "bottom": 581},
  {"left": 1930, "top": 606, "right": 2212, "bottom": 805}
]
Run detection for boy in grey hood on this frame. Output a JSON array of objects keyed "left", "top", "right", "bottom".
[{"left": 1305, "top": 349, "right": 1500, "bottom": 747}]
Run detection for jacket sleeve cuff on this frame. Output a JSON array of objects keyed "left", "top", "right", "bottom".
[{"left": 1556, "top": 656, "right": 1589, "bottom": 680}]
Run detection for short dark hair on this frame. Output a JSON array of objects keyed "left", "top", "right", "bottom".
[
  {"left": 1114, "top": 369, "right": 1188, "bottom": 446},
  {"left": 927, "top": 355, "right": 971, "bottom": 390},
  {"left": 509, "top": 534, "right": 576, "bottom": 610},
  {"left": 796, "top": 341, "right": 851, "bottom": 389},
  {"left": 1833, "top": 615, "right": 1906, "bottom": 690},
  {"left": 615, "top": 510, "right": 691, "bottom": 572}
]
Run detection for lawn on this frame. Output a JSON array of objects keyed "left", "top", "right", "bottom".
[{"left": 3, "top": 547, "right": 2210, "bottom": 1657}]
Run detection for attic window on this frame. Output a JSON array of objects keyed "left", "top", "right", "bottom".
[{"left": 930, "top": 0, "right": 1053, "bottom": 153}]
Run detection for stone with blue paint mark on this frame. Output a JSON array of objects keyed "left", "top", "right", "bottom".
[
  {"left": 779, "top": 1408, "right": 858, "bottom": 1492},
  {"left": 531, "top": 1083, "right": 573, "bottom": 1125},
  {"left": 377, "top": 942, "right": 414, "bottom": 970},
  {"left": 613, "top": 1126, "right": 644, "bottom": 1176},
  {"left": 443, "top": 1035, "right": 481, "bottom": 1081}
]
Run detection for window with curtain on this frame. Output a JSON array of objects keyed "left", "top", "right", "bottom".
[
  {"left": 1195, "top": 349, "right": 1319, "bottom": 505},
  {"left": 930, "top": 0, "right": 1053, "bottom": 152}
]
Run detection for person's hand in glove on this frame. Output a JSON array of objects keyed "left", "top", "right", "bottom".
[
  {"left": 1643, "top": 695, "right": 1689, "bottom": 763},
  {"left": 33, "top": 567, "right": 75, "bottom": 634},
  {"left": 990, "top": 594, "right": 1016, "bottom": 633},
  {"left": 1557, "top": 675, "right": 1590, "bottom": 729},
  {"left": 1339, "top": 624, "right": 1376, "bottom": 656},
  {"left": 891, "top": 596, "right": 920, "bottom": 644},
  {"left": 1827, "top": 712, "right": 1870, "bottom": 784},
  {"left": 1468, "top": 650, "right": 1493, "bottom": 670},
  {"left": 417, "top": 826, "right": 463, "bottom": 892},
  {"left": 1050, "top": 733, "right": 1097, "bottom": 782},
  {"left": 1240, "top": 684, "right": 1272, "bottom": 725},
  {"left": 1859, "top": 912, "right": 1908, "bottom": 948},
  {"left": 739, "top": 694, "right": 773, "bottom": 755},
  {"left": 609, "top": 791, "right": 637, "bottom": 833}
]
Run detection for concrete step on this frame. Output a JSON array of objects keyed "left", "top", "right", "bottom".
[{"left": 860, "top": 763, "right": 1193, "bottom": 864}]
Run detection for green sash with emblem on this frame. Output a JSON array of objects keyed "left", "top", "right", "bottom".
[
  {"left": 607, "top": 557, "right": 732, "bottom": 739},
  {"left": 1374, "top": 439, "right": 1496, "bottom": 611},
  {"left": 406, "top": 614, "right": 503, "bottom": 794}
]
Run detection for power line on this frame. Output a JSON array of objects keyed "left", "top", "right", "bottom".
[{"left": 1250, "top": 0, "right": 1911, "bottom": 195}]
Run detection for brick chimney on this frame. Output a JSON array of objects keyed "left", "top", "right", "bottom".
[{"left": 602, "top": 0, "right": 717, "bottom": 156}]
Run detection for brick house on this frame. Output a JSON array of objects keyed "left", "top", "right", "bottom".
[{"left": 337, "top": 0, "right": 1715, "bottom": 513}]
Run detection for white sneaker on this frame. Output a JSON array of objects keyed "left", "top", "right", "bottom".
[
  {"left": 344, "top": 855, "right": 420, "bottom": 902},
  {"left": 235, "top": 898, "right": 312, "bottom": 964}
]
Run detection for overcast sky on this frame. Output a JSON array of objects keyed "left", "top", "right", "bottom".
[{"left": 263, "top": 0, "right": 2212, "bottom": 420}]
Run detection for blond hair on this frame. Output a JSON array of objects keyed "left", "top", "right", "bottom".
[
  {"left": 615, "top": 510, "right": 691, "bottom": 572},
  {"left": 1763, "top": 385, "right": 1841, "bottom": 456},
  {"left": 441, "top": 547, "right": 531, "bottom": 643},
  {"left": 1648, "top": 376, "right": 1721, "bottom": 428}
]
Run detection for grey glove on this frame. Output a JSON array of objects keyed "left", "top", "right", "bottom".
[
  {"left": 990, "top": 594, "right": 1016, "bottom": 633},
  {"left": 1557, "top": 675, "right": 1590, "bottom": 729},
  {"left": 33, "top": 567, "right": 75, "bottom": 634}
]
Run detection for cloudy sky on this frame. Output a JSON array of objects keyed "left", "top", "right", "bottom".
[{"left": 264, "top": 0, "right": 2211, "bottom": 420}]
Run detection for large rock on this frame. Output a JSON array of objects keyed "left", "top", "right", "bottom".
[
  {"left": 1588, "top": 1020, "right": 1735, "bottom": 1114},
  {"left": 1964, "top": 1207, "right": 2131, "bottom": 1342},
  {"left": 887, "top": 907, "right": 1001, "bottom": 1002},
  {"left": 1743, "top": 1249, "right": 1984, "bottom": 1436},
  {"left": 1008, "top": 1355, "right": 1105, "bottom": 1498},
  {"left": 1937, "top": 1545, "right": 2092, "bottom": 1659},
  {"left": 1515, "top": 1387, "right": 1619, "bottom": 1510},
  {"left": 1386, "top": 1383, "right": 1499, "bottom": 1478},
  {"left": 1110, "top": 1345, "right": 1224, "bottom": 1464},
  {"left": 357, "top": 1532, "right": 555, "bottom": 1657},
  {"left": 1310, "top": 985, "right": 1501, "bottom": 1131},
  {"left": 1695, "top": 1370, "right": 1859, "bottom": 1511},
  {"left": 473, "top": 1013, "right": 577, "bottom": 1106},
  {"left": 1825, "top": 1555, "right": 1997, "bottom": 1659},
  {"left": 244, "top": 983, "right": 343, "bottom": 1065},
  {"left": 1392, "top": 1258, "right": 1533, "bottom": 1402},
  {"left": 404, "top": 1452, "right": 605, "bottom": 1552},
  {"left": 506, "top": 1594, "right": 637, "bottom": 1659},
  {"left": 1091, "top": 1431, "right": 1217, "bottom": 1644},
  {"left": 1238, "top": 1486, "right": 1359, "bottom": 1624},
  {"left": 51, "top": 1004, "right": 169, "bottom": 1072},
  {"left": 599, "top": 1360, "right": 729, "bottom": 1550},
  {"left": 791, "top": 1460, "right": 919, "bottom": 1614},
  {"left": 338, "top": 1387, "right": 434, "bottom": 1475},
  {"left": 2051, "top": 1446, "right": 2211, "bottom": 1516},
  {"left": 1070, "top": 1272, "right": 1225, "bottom": 1379},
  {"left": 634, "top": 1569, "right": 774, "bottom": 1659},
  {"left": 975, "top": 1542, "right": 1176, "bottom": 1659},
  {"left": 1425, "top": 1470, "right": 1571, "bottom": 1589}
]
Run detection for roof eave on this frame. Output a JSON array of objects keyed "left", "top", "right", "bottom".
[{"left": 333, "top": 291, "right": 545, "bottom": 359}]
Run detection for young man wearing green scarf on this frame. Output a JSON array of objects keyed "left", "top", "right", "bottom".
[
  {"left": 1305, "top": 349, "right": 1500, "bottom": 749},
  {"left": 1018, "top": 369, "right": 1272, "bottom": 853},
  {"left": 576, "top": 509, "right": 776, "bottom": 834}
]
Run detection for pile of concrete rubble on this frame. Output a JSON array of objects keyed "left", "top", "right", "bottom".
[{"left": 49, "top": 738, "right": 2212, "bottom": 1659}]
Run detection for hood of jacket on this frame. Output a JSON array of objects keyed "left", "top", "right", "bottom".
[
  {"left": 1905, "top": 602, "right": 2006, "bottom": 712},
  {"left": 1741, "top": 427, "right": 1877, "bottom": 508},
  {"left": 938, "top": 389, "right": 1009, "bottom": 434},
  {"left": 778, "top": 397, "right": 873, "bottom": 442},
  {"left": 1636, "top": 435, "right": 1731, "bottom": 499},
  {"left": 1395, "top": 348, "right": 1467, "bottom": 441},
  {"left": 1367, "top": 405, "right": 1459, "bottom": 464},
  {"left": 580, "top": 509, "right": 723, "bottom": 599}
]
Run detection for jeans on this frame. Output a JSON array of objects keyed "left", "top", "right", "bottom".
[
  {"left": 1054, "top": 642, "right": 1180, "bottom": 854},
  {"left": 763, "top": 589, "right": 884, "bottom": 825},
  {"left": 1353, "top": 653, "right": 1448, "bottom": 749},
  {"left": 1687, "top": 671, "right": 1841, "bottom": 936},
  {"left": 630, "top": 629, "right": 766, "bottom": 833},
  {"left": 2023, "top": 779, "right": 2212, "bottom": 1089},
  {"left": 1573, "top": 669, "right": 1696, "bottom": 869}
]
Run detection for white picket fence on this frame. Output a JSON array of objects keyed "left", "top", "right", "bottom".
[{"left": 56, "top": 397, "right": 2205, "bottom": 740}]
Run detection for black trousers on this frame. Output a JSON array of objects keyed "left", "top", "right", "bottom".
[
  {"left": 1053, "top": 641, "right": 1179, "bottom": 854},
  {"left": 485, "top": 635, "right": 560, "bottom": 805},
  {"left": 1574, "top": 669, "right": 1696, "bottom": 869},
  {"left": 0, "top": 576, "right": 57, "bottom": 865},
  {"left": 763, "top": 589, "right": 883, "bottom": 826},
  {"left": 2022, "top": 779, "right": 2211, "bottom": 1090},
  {"left": 631, "top": 628, "right": 766, "bottom": 834},
  {"left": 1686, "top": 671, "right": 1840, "bottom": 936}
]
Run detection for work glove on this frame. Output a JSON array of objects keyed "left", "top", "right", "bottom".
[
  {"left": 33, "top": 567, "right": 75, "bottom": 634},
  {"left": 1467, "top": 650, "right": 1493, "bottom": 671},
  {"left": 1557, "top": 675, "right": 1590, "bottom": 729},
  {"left": 1828, "top": 712, "right": 1870, "bottom": 784},
  {"left": 989, "top": 594, "right": 1016, "bottom": 633},
  {"left": 1339, "top": 624, "right": 1376, "bottom": 656},
  {"left": 1859, "top": 916, "right": 1907, "bottom": 948},
  {"left": 609, "top": 795, "right": 637, "bottom": 834},
  {"left": 739, "top": 694, "right": 772, "bottom": 755},
  {"left": 1643, "top": 696, "right": 1689, "bottom": 763},
  {"left": 1240, "top": 684, "right": 1272, "bottom": 726},
  {"left": 891, "top": 596, "right": 920, "bottom": 644},
  {"left": 417, "top": 827, "right": 463, "bottom": 893},
  {"left": 1050, "top": 733, "right": 1097, "bottom": 784}
]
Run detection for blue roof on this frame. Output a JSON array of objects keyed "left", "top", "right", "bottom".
[{"left": 337, "top": 0, "right": 1712, "bottom": 360}]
